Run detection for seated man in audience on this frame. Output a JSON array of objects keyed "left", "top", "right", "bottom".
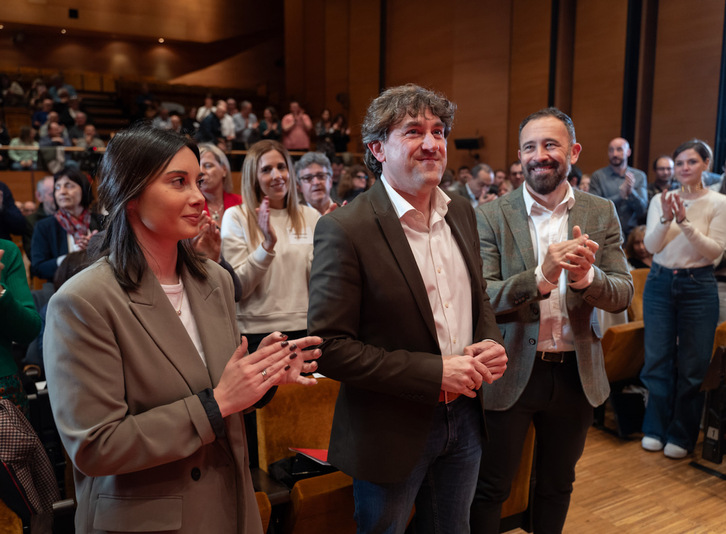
[
  {"left": 67, "top": 111, "right": 88, "bottom": 141},
  {"left": 282, "top": 101, "right": 313, "bottom": 151},
  {"left": 509, "top": 159, "right": 525, "bottom": 189},
  {"left": 75, "top": 124, "right": 105, "bottom": 149},
  {"left": 48, "top": 73, "right": 77, "bottom": 103},
  {"left": 0, "top": 181, "right": 26, "bottom": 240},
  {"left": 453, "top": 162, "right": 497, "bottom": 208},
  {"left": 22, "top": 175, "right": 55, "bottom": 254},
  {"left": 234, "top": 100, "right": 258, "bottom": 148},
  {"left": 39, "top": 111, "right": 71, "bottom": 145},
  {"left": 295, "top": 152, "right": 338, "bottom": 215},
  {"left": 195, "top": 100, "right": 227, "bottom": 147},
  {"left": 647, "top": 155, "right": 678, "bottom": 202},
  {"left": 32, "top": 98, "right": 54, "bottom": 130},
  {"left": 38, "top": 122, "right": 74, "bottom": 174}
]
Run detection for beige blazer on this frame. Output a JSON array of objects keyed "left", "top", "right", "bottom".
[{"left": 45, "top": 259, "right": 262, "bottom": 534}]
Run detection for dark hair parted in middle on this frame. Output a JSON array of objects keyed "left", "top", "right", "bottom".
[
  {"left": 361, "top": 84, "right": 456, "bottom": 178},
  {"left": 96, "top": 124, "right": 205, "bottom": 290}
]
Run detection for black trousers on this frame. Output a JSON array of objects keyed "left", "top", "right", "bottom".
[{"left": 471, "top": 356, "right": 594, "bottom": 534}]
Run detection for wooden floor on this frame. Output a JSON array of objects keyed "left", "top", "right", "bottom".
[{"left": 506, "top": 424, "right": 726, "bottom": 534}]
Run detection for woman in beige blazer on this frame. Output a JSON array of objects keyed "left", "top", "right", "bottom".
[{"left": 44, "top": 125, "right": 321, "bottom": 533}]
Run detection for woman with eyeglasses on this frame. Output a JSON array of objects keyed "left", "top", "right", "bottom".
[{"left": 221, "top": 140, "right": 320, "bottom": 352}]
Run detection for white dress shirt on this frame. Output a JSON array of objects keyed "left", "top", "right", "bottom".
[
  {"left": 380, "top": 175, "right": 473, "bottom": 356},
  {"left": 523, "top": 182, "right": 593, "bottom": 352}
]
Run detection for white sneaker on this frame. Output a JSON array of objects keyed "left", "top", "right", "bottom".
[
  {"left": 664, "top": 443, "right": 688, "bottom": 459},
  {"left": 641, "top": 436, "right": 664, "bottom": 452}
]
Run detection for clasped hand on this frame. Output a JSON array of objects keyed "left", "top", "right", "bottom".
[
  {"left": 441, "top": 340, "right": 508, "bottom": 398},
  {"left": 541, "top": 225, "right": 598, "bottom": 284},
  {"left": 214, "top": 332, "right": 321, "bottom": 417},
  {"left": 660, "top": 191, "right": 685, "bottom": 223}
]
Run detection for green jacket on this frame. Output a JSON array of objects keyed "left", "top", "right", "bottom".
[{"left": 0, "top": 239, "right": 41, "bottom": 377}]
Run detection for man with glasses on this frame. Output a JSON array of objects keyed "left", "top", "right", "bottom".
[
  {"left": 295, "top": 152, "right": 339, "bottom": 215},
  {"left": 648, "top": 155, "right": 678, "bottom": 202}
]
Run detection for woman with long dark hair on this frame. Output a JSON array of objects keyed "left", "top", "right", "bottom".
[
  {"left": 44, "top": 125, "right": 320, "bottom": 533},
  {"left": 640, "top": 139, "right": 726, "bottom": 458}
]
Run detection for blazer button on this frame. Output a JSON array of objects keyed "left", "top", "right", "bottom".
[
  {"left": 529, "top": 338, "right": 536, "bottom": 345},
  {"left": 191, "top": 467, "right": 201, "bottom": 481}
]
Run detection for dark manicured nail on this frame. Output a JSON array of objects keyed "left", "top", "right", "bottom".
[
  {"left": 280, "top": 340, "right": 289, "bottom": 348},
  {"left": 284, "top": 365, "right": 291, "bottom": 371},
  {"left": 289, "top": 343, "right": 298, "bottom": 351},
  {"left": 289, "top": 353, "right": 298, "bottom": 360},
  {"left": 280, "top": 334, "right": 288, "bottom": 340}
]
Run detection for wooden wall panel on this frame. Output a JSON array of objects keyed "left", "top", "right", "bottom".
[
  {"left": 449, "top": 0, "right": 512, "bottom": 170},
  {"left": 507, "top": 0, "right": 552, "bottom": 165},
  {"left": 570, "top": 0, "right": 629, "bottom": 174},
  {"left": 324, "top": 1, "right": 351, "bottom": 119},
  {"left": 649, "top": 0, "right": 725, "bottom": 166}
]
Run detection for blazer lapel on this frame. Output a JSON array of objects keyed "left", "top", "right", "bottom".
[
  {"left": 501, "top": 189, "right": 537, "bottom": 270},
  {"left": 182, "top": 268, "right": 233, "bottom": 387},
  {"left": 368, "top": 182, "right": 439, "bottom": 345},
  {"left": 128, "top": 268, "right": 213, "bottom": 394}
]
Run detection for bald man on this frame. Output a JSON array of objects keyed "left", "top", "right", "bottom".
[{"left": 589, "top": 137, "right": 647, "bottom": 238}]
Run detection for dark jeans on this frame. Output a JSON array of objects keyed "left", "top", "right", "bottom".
[
  {"left": 640, "top": 263, "right": 718, "bottom": 451},
  {"left": 471, "top": 356, "right": 593, "bottom": 534},
  {"left": 353, "top": 396, "right": 484, "bottom": 534}
]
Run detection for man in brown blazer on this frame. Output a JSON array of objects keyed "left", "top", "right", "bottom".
[{"left": 308, "top": 84, "right": 507, "bottom": 533}]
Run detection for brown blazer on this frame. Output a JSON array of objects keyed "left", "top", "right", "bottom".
[
  {"left": 45, "top": 259, "right": 262, "bottom": 534},
  {"left": 308, "top": 180, "right": 503, "bottom": 484}
]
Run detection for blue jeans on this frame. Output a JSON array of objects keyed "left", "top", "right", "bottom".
[
  {"left": 353, "top": 396, "right": 483, "bottom": 534},
  {"left": 640, "top": 263, "right": 719, "bottom": 451}
]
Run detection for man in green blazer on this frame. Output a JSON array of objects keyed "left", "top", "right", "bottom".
[{"left": 472, "top": 108, "right": 633, "bottom": 533}]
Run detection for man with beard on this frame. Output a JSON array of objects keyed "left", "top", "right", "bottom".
[
  {"left": 589, "top": 137, "right": 647, "bottom": 238},
  {"left": 647, "top": 155, "right": 678, "bottom": 202},
  {"left": 472, "top": 108, "right": 632, "bottom": 534},
  {"left": 295, "top": 152, "right": 338, "bottom": 215}
]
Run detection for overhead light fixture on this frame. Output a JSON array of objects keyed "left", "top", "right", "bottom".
[
  {"left": 158, "top": 37, "right": 165, "bottom": 44},
  {"left": 61, "top": 28, "right": 67, "bottom": 34}
]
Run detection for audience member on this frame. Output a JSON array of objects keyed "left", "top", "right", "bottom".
[
  {"left": 579, "top": 173, "right": 591, "bottom": 192},
  {"left": 39, "top": 111, "right": 71, "bottom": 143},
  {"left": 38, "top": 121, "right": 74, "bottom": 174},
  {"left": 589, "top": 137, "right": 648, "bottom": 238},
  {"left": 151, "top": 106, "right": 173, "bottom": 130},
  {"left": 0, "top": 73, "right": 25, "bottom": 106},
  {"left": 457, "top": 165, "right": 472, "bottom": 185},
  {"left": 330, "top": 156, "right": 345, "bottom": 201},
  {"left": 59, "top": 94, "right": 84, "bottom": 129},
  {"left": 473, "top": 107, "right": 632, "bottom": 533},
  {"left": 567, "top": 164, "right": 583, "bottom": 190},
  {"left": 195, "top": 100, "right": 227, "bottom": 147},
  {"left": 494, "top": 168, "right": 507, "bottom": 188},
  {"left": 281, "top": 101, "right": 313, "bottom": 151},
  {"left": 18, "top": 201, "right": 36, "bottom": 217},
  {"left": 0, "top": 239, "right": 41, "bottom": 415},
  {"left": 257, "top": 106, "right": 281, "bottom": 141},
  {"left": 9, "top": 126, "right": 39, "bottom": 170},
  {"left": 44, "top": 125, "right": 320, "bottom": 533},
  {"left": 336, "top": 164, "right": 369, "bottom": 203},
  {"left": 221, "top": 139, "right": 320, "bottom": 352},
  {"left": 295, "top": 152, "right": 338, "bottom": 215},
  {"left": 47, "top": 73, "right": 77, "bottom": 103},
  {"left": 640, "top": 139, "right": 726, "bottom": 459},
  {"left": 331, "top": 114, "right": 351, "bottom": 153},
  {"left": 453, "top": 162, "right": 496, "bottom": 207},
  {"left": 497, "top": 179, "right": 513, "bottom": 197},
  {"left": 624, "top": 224, "right": 652, "bottom": 269},
  {"left": 32, "top": 98, "right": 54, "bottom": 130},
  {"left": 75, "top": 124, "right": 105, "bottom": 149},
  {"left": 181, "top": 107, "right": 199, "bottom": 137},
  {"left": 134, "top": 82, "right": 156, "bottom": 121},
  {"left": 234, "top": 100, "right": 259, "bottom": 148},
  {"left": 197, "top": 144, "right": 242, "bottom": 225},
  {"left": 22, "top": 176, "right": 55, "bottom": 254},
  {"left": 307, "top": 84, "right": 506, "bottom": 533},
  {"left": 196, "top": 94, "right": 215, "bottom": 123},
  {"left": 314, "top": 109, "right": 333, "bottom": 139},
  {"left": 27, "top": 78, "right": 49, "bottom": 110},
  {"left": 509, "top": 160, "right": 525, "bottom": 189},
  {"left": 0, "top": 181, "right": 26, "bottom": 240},
  {"left": 67, "top": 110, "right": 89, "bottom": 141},
  {"left": 30, "top": 168, "right": 101, "bottom": 280},
  {"left": 648, "top": 155, "right": 678, "bottom": 202}
]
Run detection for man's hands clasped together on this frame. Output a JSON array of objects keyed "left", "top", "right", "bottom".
[{"left": 442, "top": 340, "right": 508, "bottom": 398}]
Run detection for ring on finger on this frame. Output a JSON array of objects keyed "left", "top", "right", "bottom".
[{"left": 261, "top": 368, "right": 268, "bottom": 381}]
